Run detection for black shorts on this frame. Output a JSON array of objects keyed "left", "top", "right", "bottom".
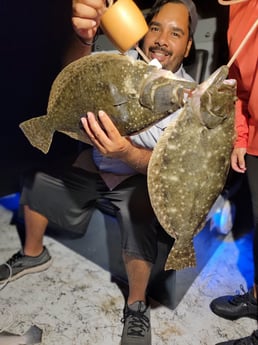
[
  {"left": 246, "top": 154, "right": 258, "bottom": 284},
  {"left": 19, "top": 167, "right": 170, "bottom": 263}
]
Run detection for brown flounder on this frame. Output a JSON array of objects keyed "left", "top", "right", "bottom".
[
  {"left": 19, "top": 53, "right": 196, "bottom": 154},
  {"left": 147, "top": 66, "right": 237, "bottom": 271}
]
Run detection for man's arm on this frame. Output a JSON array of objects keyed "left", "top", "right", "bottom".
[
  {"left": 64, "top": 0, "right": 106, "bottom": 64},
  {"left": 81, "top": 111, "right": 152, "bottom": 174},
  {"left": 72, "top": 1, "right": 152, "bottom": 174}
]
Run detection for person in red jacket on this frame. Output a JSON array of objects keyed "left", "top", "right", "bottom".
[{"left": 210, "top": 1, "right": 258, "bottom": 344}]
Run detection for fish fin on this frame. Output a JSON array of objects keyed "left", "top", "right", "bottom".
[
  {"left": 109, "top": 84, "right": 128, "bottom": 106},
  {"left": 140, "top": 75, "right": 196, "bottom": 112},
  {"left": 140, "top": 78, "right": 183, "bottom": 112},
  {"left": 58, "top": 129, "right": 93, "bottom": 146},
  {"left": 165, "top": 242, "right": 196, "bottom": 271},
  {"left": 24, "top": 325, "right": 42, "bottom": 344},
  {"left": 19, "top": 115, "right": 53, "bottom": 154}
]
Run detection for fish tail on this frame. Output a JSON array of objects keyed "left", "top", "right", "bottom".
[
  {"left": 24, "top": 325, "right": 42, "bottom": 345},
  {"left": 19, "top": 115, "right": 53, "bottom": 154},
  {"left": 165, "top": 244, "right": 196, "bottom": 271}
]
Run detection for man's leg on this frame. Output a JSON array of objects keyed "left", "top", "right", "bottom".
[
  {"left": 0, "top": 203, "right": 52, "bottom": 283},
  {"left": 23, "top": 205, "right": 48, "bottom": 256},
  {"left": 106, "top": 175, "right": 157, "bottom": 345},
  {"left": 123, "top": 255, "right": 152, "bottom": 305},
  {"left": 210, "top": 155, "right": 258, "bottom": 320},
  {"left": 0, "top": 167, "right": 101, "bottom": 283},
  {"left": 247, "top": 155, "right": 258, "bottom": 303},
  {"left": 121, "top": 255, "right": 152, "bottom": 345}
]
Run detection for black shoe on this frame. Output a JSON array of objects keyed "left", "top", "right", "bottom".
[
  {"left": 216, "top": 330, "right": 258, "bottom": 345},
  {"left": 121, "top": 301, "right": 151, "bottom": 345},
  {"left": 210, "top": 285, "right": 258, "bottom": 320},
  {"left": 0, "top": 247, "right": 52, "bottom": 283}
]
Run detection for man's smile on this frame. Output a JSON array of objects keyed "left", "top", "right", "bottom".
[{"left": 149, "top": 47, "right": 172, "bottom": 63}]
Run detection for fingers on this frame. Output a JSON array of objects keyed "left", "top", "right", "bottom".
[
  {"left": 81, "top": 112, "right": 108, "bottom": 152},
  {"left": 72, "top": 0, "right": 106, "bottom": 39},
  {"left": 81, "top": 113, "right": 99, "bottom": 143},
  {"left": 80, "top": 111, "right": 128, "bottom": 157},
  {"left": 231, "top": 148, "right": 247, "bottom": 173},
  {"left": 82, "top": 111, "right": 120, "bottom": 140},
  {"left": 73, "top": 0, "right": 106, "bottom": 18},
  {"left": 97, "top": 111, "right": 121, "bottom": 139}
]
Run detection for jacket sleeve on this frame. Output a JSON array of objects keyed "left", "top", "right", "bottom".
[{"left": 229, "top": 63, "right": 249, "bottom": 149}]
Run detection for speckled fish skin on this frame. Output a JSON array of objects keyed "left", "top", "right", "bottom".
[
  {"left": 147, "top": 65, "right": 236, "bottom": 271},
  {"left": 19, "top": 53, "right": 196, "bottom": 154}
]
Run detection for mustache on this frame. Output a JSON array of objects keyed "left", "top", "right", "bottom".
[{"left": 149, "top": 46, "right": 172, "bottom": 56}]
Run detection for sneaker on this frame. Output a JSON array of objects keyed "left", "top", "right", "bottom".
[
  {"left": 216, "top": 329, "right": 258, "bottom": 345},
  {"left": 210, "top": 285, "right": 258, "bottom": 320},
  {"left": 121, "top": 301, "right": 151, "bottom": 345},
  {"left": 0, "top": 247, "right": 52, "bottom": 283}
]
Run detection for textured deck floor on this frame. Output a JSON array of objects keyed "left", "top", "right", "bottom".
[{"left": 0, "top": 204, "right": 256, "bottom": 345}]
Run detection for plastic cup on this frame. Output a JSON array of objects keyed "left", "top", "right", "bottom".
[{"left": 100, "top": 0, "right": 149, "bottom": 53}]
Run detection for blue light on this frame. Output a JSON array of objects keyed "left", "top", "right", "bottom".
[{"left": 0, "top": 193, "right": 20, "bottom": 211}]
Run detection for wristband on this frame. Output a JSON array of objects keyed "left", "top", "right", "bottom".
[{"left": 75, "top": 32, "right": 99, "bottom": 46}]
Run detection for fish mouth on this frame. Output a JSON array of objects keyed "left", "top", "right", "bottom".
[{"left": 196, "top": 65, "right": 229, "bottom": 95}]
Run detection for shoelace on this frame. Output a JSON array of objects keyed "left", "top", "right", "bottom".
[
  {"left": 230, "top": 285, "right": 256, "bottom": 305},
  {"left": 235, "top": 330, "right": 258, "bottom": 345},
  {"left": 0, "top": 251, "right": 23, "bottom": 291},
  {"left": 6, "top": 251, "right": 24, "bottom": 266},
  {"left": 122, "top": 309, "right": 150, "bottom": 337}
]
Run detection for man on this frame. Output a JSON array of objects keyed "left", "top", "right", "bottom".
[
  {"left": 209, "top": 0, "right": 258, "bottom": 344},
  {"left": 0, "top": 1, "right": 198, "bottom": 344}
]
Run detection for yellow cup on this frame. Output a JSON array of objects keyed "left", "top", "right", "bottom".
[{"left": 100, "top": 0, "right": 149, "bottom": 53}]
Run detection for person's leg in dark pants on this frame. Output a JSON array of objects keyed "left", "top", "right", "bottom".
[{"left": 0, "top": 167, "right": 105, "bottom": 282}]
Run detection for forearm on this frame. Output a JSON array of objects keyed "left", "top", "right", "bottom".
[
  {"left": 118, "top": 139, "right": 152, "bottom": 175},
  {"left": 62, "top": 32, "right": 93, "bottom": 66},
  {"left": 65, "top": 0, "right": 105, "bottom": 64}
]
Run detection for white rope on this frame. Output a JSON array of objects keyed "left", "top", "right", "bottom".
[
  {"left": 218, "top": 0, "right": 248, "bottom": 5},
  {"left": 135, "top": 46, "right": 150, "bottom": 63}
]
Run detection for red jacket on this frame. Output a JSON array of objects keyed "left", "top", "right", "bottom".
[{"left": 227, "top": 0, "right": 258, "bottom": 155}]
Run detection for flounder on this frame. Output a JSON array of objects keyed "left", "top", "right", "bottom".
[
  {"left": 19, "top": 52, "right": 237, "bottom": 272},
  {"left": 147, "top": 65, "right": 237, "bottom": 270},
  {"left": 19, "top": 53, "right": 196, "bottom": 154}
]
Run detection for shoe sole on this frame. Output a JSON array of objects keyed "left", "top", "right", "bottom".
[
  {"left": 0, "top": 258, "right": 53, "bottom": 283},
  {"left": 119, "top": 335, "right": 152, "bottom": 345}
]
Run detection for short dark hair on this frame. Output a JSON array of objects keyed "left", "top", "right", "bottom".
[{"left": 145, "top": 0, "right": 198, "bottom": 38}]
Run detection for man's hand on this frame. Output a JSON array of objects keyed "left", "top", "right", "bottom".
[
  {"left": 231, "top": 147, "right": 247, "bottom": 173},
  {"left": 81, "top": 111, "right": 131, "bottom": 158},
  {"left": 72, "top": 0, "right": 106, "bottom": 42},
  {"left": 81, "top": 111, "right": 152, "bottom": 174}
]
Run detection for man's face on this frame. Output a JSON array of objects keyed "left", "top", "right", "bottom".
[{"left": 142, "top": 3, "right": 193, "bottom": 72}]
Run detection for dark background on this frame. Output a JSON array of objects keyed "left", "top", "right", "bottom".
[
  {"left": 0, "top": 0, "right": 229, "bottom": 196},
  {"left": 0, "top": 0, "right": 77, "bottom": 196}
]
